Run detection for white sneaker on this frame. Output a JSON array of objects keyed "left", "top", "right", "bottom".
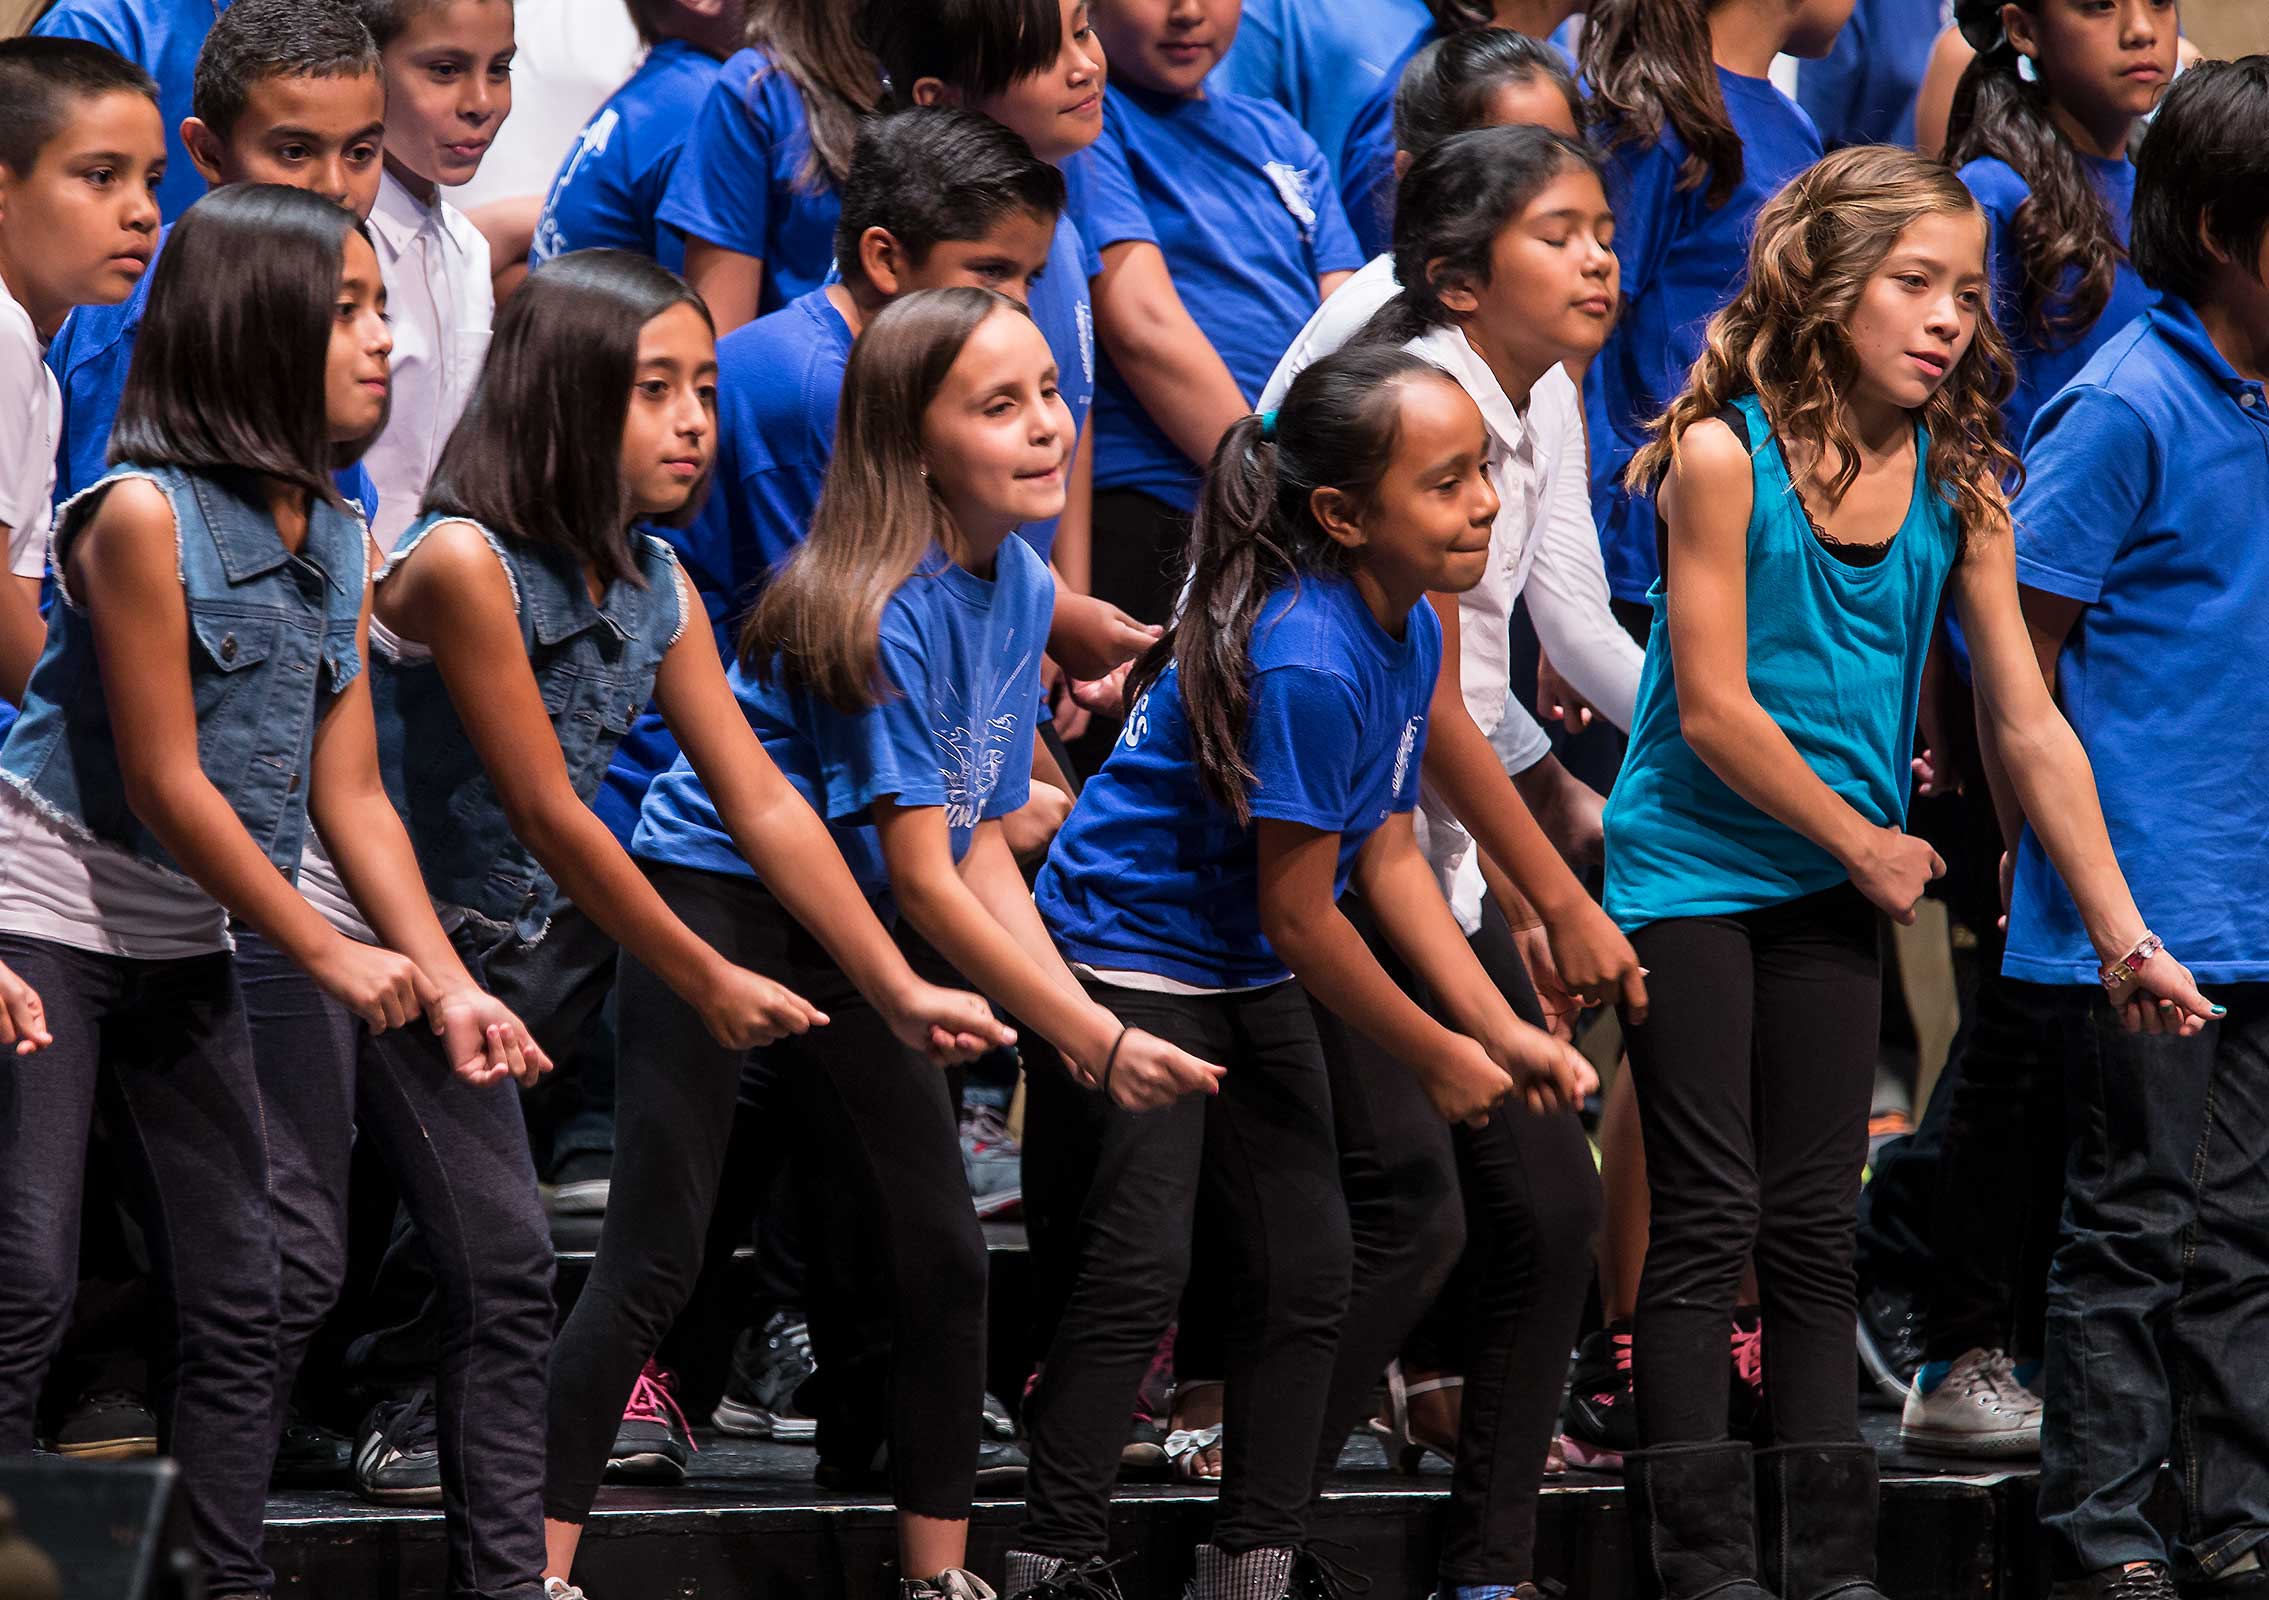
[
  {"left": 1899, "top": 1347, "right": 2042, "bottom": 1457},
  {"left": 544, "top": 1580, "right": 587, "bottom": 1600}
]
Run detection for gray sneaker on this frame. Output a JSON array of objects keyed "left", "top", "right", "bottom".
[
  {"left": 906, "top": 1570, "right": 999, "bottom": 1600},
  {"left": 961, "top": 1104, "right": 1023, "bottom": 1219},
  {"left": 713, "top": 1309, "right": 818, "bottom": 1441}
]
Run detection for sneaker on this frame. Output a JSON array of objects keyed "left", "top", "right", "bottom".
[
  {"left": 1006, "top": 1553, "right": 1128, "bottom": 1600},
  {"left": 1728, "top": 1307, "right": 1765, "bottom": 1439},
  {"left": 713, "top": 1310, "right": 817, "bottom": 1441},
  {"left": 1559, "top": 1321, "right": 1635, "bottom": 1471},
  {"left": 2050, "top": 1562, "right": 2178, "bottom": 1600},
  {"left": 607, "top": 1360, "right": 694, "bottom": 1485},
  {"left": 1899, "top": 1347, "right": 2042, "bottom": 1457},
  {"left": 50, "top": 1388, "right": 157, "bottom": 1460},
  {"left": 1121, "top": 1415, "right": 1168, "bottom": 1476},
  {"left": 961, "top": 1103, "right": 1023, "bottom": 1219},
  {"left": 816, "top": 1433, "right": 1030, "bottom": 1493},
  {"left": 982, "top": 1389, "right": 1018, "bottom": 1444},
  {"left": 272, "top": 1409, "right": 353, "bottom": 1486},
  {"left": 905, "top": 1571, "right": 998, "bottom": 1600},
  {"left": 546, "top": 1149, "right": 611, "bottom": 1217},
  {"left": 1856, "top": 1279, "right": 1926, "bottom": 1408},
  {"left": 1290, "top": 1545, "right": 1367, "bottom": 1600},
  {"left": 543, "top": 1581, "right": 588, "bottom": 1600},
  {"left": 354, "top": 1389, "right": 442, "bottom": 1505}
]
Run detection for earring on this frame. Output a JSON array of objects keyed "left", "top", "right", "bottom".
[{"left": 2016, "top": 51, "right": 2040, "bottom": 83}]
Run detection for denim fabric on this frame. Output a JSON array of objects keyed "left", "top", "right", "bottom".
[
  {"left": 374, "top": 513, "right": 682, "bottom": 939},
  {"left": 1, "top": 463, "right": 366, "bottom": 880},
  {"left": 2040, "top": 985, "right": 2269, "bottom": 1583}
]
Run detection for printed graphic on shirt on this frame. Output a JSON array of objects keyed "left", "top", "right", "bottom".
[
  {"left": 934, "top": 629, "right": 1041, "bottom": 829},
  {"left": 1390, "top": 713, "right": 1421, "bottom": 816},
  {"left": 535, "top": 107, "right": 620, "bottom": 264},
  {"left": 1120, "top": 687, "right": 1152, "bottom": 750},
  {"left": 1263, "top": 159, "right": 1320, "bottom": 239},
  {"left": 1076, "top": 299, "right": 1096, "bottom": 387}
]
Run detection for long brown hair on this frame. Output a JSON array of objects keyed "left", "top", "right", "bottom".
[
  {"left": 747, "top": 0, "right": 880, "bottom": 191},
  {"left": 1580, "top": 0, "right": 1745, "bottom": 207},
  {"left": 741, "top": 287, "right": 1018, "bottom": 711},
  {"left": 1628, "top": 145, "right": 2020, "bottom": 560}
]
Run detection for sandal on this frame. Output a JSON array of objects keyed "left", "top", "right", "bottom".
[
  {"left": 1164, "top": 1424, "right": 1224, "bottom": 1483},
  {"left": 1367, "top": 1361, "right": 1460, "bottom": 1474}
]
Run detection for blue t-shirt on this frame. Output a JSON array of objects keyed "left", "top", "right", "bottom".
[
  {"left": 33, "top": 0, "right": 224, "bottom": 221},
  {"left": 1796, "top": 0, "right": 1939, "bottom": 149},
  {"left": 2004, "top": 298, "right": 2269, "bottom": 986},
  {"left": 1069, "top": 84, "right": 1365, "bottom": 511},
  {"left": 632, "top": 539, "right": 1053, "bottom": 897},
  {"left": 1021, "top": 212, "right": 1101, "bottom": 563},
  {"left": 1037, "top": 575, "right": 1439, "bottom": 988},
  {"left": 1960, "top": 153, "right": 2159, "bottom": 453},
  {"left": 1584, "top": 68, "right": 1822, "bottom": 603},
  {"left": 47, "top": 223, "right": 378, "bottom": 517},
  {"left": 533, "top": 38, "right": 722, "bottom": 272},
  {"left": 1210, "top": 0, "right": 1434, "bottom": 189},
  {"left": 655, "top": 46, "right": 840, "bottom": 317},
  {"left": 1602, "top": 394, "right": 1957, "bottom": 931}
]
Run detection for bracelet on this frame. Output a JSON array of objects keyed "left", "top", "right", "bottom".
[
  {"left": 1098, "top": 1025, "right": 1131, "bottom": 1095},
  {"left": 2099, "top": 930, "right": 2164, "bottom": 994}
]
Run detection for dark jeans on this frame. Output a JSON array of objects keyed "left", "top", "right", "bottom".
[
  {"left": 0, "top": 934, "right": 276, "bottom": 1597},
  {"left": 1623, "top": 884, "right": 1882, "bottom": 1447},
  {"left": 2040, "top": 984, "right": 2269, "bottom": 1582},
  {"left": 1070, "top": 491, "right": 1191, "bottom": 773},
  {"left": 1019, "top": 978, "right": 1351, "bottom": 1558},
  {"left": 545, "top": 864, "right": 985, "bottom": 1522},
  {"left": 238, "top": 930, "right": 554, "bottom": 1600},
  {"left": 1920, "top": 968, "right": 2067, "bottom": 1362}
]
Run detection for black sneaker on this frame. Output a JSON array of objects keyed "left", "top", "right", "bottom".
[
  {"left": 546, "top": 1148, "right": 611, "bottom": 1218},
  {"left": 1006, "top": 1553, "right": 1130, "bottom": 1600},
  {"left": 354, "top": 1389, "right": 442, "bottom": 1506},
  {"left": 607, "top": 1360, "right": 693, "bottom": 1485},
  {"left": 1559, "top": 1321, "right": 1635, "bottom": 1471},
  {"left": 1290, "top": 1546, "right": 1369, "bottom": 1600},
  {"left": 50, "top": 1388, "right": 157, "bottom": 1460},
  {"left": 815, "top": 1434, "right": 1030, "bottom": 1493},
  {"left": 1121, "top": 1415, "right": 1168, "bottom": 1477},
  {"left": 273, "top": 1410, "right": 353, "bottom": 1486},
  {"left": 712, "top": 1310, "right": 817, "bottom": 1442},
  {"left": 2052, "top": 1562, "right": 2178, "bottom": 1600},
  {"left": 1856, "top": 1279, "right": 1926, "bottom": 1409}
]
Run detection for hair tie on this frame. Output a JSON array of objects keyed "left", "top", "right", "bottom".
[{"left": 1259, "top": 409, "right": 1280, "bottom": 439}]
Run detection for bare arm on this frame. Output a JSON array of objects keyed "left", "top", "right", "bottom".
[
  {"left": 1052, "top": 425, "right": 1096, "bottom": 596},
  {"left": 683, "top": 238, "right": 765, "bottom": 336},
  {"left": 1318, "top": 269, "right": 1353, "bottom": 300},
  {"left": 1091, "top": 240, "right": 1250, "bottom": 469},
  {"left": 464, "top": 195, "right": 542, "bottom": 303},
  {"left": 0, "top": 568, "right": 42, "bottom": 705}
]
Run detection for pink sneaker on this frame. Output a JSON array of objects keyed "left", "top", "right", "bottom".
[{"left": 607, "top": 1359, "right": 695, "bottom": 1485}]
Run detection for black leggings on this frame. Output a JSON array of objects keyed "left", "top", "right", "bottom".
[
  {"left": 1019, "top": 978, "right": 1352, "bottom": 1558},
  {"left": 1623, "top": 884, "right": 1881, "bottom": 1447},
  {"left": 543, "top": 864, "right": 986, "bottom": 1523}
]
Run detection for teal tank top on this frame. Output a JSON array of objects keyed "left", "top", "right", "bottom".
[{"left": 1602, "top": 392, "right": 1958, "bottom": 931}]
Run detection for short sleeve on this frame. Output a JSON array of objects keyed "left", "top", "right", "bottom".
[
  {"left": 1064, "top": 120, "right": 1155, "bottom": 253},
  {"left": 29, "top": 4, "right": 126, "bottom": 48},
  {"left": 1600, "top": 137, "right": 1683, "bottom": 309},
  {"left": 0, "top": 344, "right": 56, "bottom": 576},
  {"left": 1293, "top": 126, "right": 1367, "bottom": 277},
  {"left": 1244, "top": 665, "right": 1366, "bottom": 830},
  {"left": 1957, "top": 159, "right": 2028, "bottom": 343},
  {"left": 809, "top": 624, "right": 951, "bottom": 821},
  {"left": 2011, "top": 384, "right": 2154, "bottom": 605},
  {"left": 656, "top": 56, "right": 780, "bottom": 256}
]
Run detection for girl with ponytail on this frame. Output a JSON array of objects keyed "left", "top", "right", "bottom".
[
  {"left": 1010, "top": 346, "right": 1593, "bottom": 1600},
  {"left": 1579, "top": 0, "right": 1852, "bottom": 614},
  {"left": 1945, "top": 0, "right": 2175, "bottom": 448}
]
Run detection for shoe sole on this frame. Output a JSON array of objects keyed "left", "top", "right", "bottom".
[
  {"left": 712, "top": 1397, "right": 817, "bottom": 1441},
  {"left": 974, "top": 1465, "right": 1029, "bottom": 1491},
  {"left": 1558, "top": 1434, "right": 1625, "bottom": 1473},
  {"left": 1897, "top": 1424, "right": 2040, "bottom": 1458},
  {"left": 53, "top": 1438, "right": 157, "bottom": 1460},
  {"left": 1120, "top": 1442, "right": 1167, "bottom": 1472},
  {"left": 355, "top": 1481, "right": 445, "bottom": 1506},
  {"left": 972, "top": 1187, "right": 1023, "bottom": 1220},
  {"left": 605, "top": 1452, "right": 689, "bottom": 1484},
  {"left": 548, "top": 1179, "right": 610, "bottom": 1216}
]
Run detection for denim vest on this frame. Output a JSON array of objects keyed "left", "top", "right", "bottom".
[
  {"left": 0, "top": 463, "right": 368, "bottom": 882},
  {"left": 374, "top": 513, "right": 684, "bottom": 939}
]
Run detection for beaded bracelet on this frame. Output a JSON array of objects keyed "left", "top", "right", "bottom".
[{"left": 2099, "top": 930, "right": 2163, "bottom": 994}]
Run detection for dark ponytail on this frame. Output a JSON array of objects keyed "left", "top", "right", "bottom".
[
  {"left": 1358, "top": 123, "right": 1602, "bottom": 346},
  {"left": 1580, "top": 0, "right": 1745, "bottom": 208},
  {"left": 1132, "top": 347, "right": 1452, "bottom": 825},
  {"left": 1393, "top": 29, "right": 1582, "bottom": 158},
  {"left": 1943, "top": 2, "right": 2122, "bottom": 348}
]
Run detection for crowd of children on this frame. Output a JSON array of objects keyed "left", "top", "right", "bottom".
[{"left": 0, "top": 3, "right": 2262, "bottom": 1600}]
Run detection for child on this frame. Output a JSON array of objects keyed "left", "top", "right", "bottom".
[
  {"left": 352, "top": 0, "right": 514, "bottom": 551},
  {"left": 49, "top": 0, "right": 389, "bottom": 507},
  {"left": 0, "top": 38, "right": 163, "bottom": 710},
  {"left": 2009, "top": 59, "right": 2269, "bottom": 1600},
  {"left": 532, "top": 0, "right": 745, "bottom": 271},
  {"left": 1580, "top": 0, "right": 1851, "bottom": 616},
  {"left": 1208, "top": 0, "right": 1432, "bottom": 171},
  {"left": 1065, "top": 0, "right": 1367, "bottom": 631},
  {"left": 0, "top": 181, "right": 546, "bottom": 1600},
  {"left": 1605, "top": 144, "right": 2214, "bottom": 1600},
  {"left": 1946, "top": 0, "right": 2174, "bottom": 449},
  {"left": 1008, "top": 346, "right": 1591, "bottom": 1600},
  {"left": 656, "top": 0, "right": 877, "bottom": 331},
  {"left": 30, "top": 0, "right": 224, "bottom": 218}
]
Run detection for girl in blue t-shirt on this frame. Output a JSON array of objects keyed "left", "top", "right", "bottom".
[
  {"left": 657, "top": 0, "right": 879, "bottom": 331},
  {"left": 1944, "top": 0, "right": 2175, "bottom": 450},
  {"left": 1007, "top": 345, "right": 1593, "bottom": 1600},
  {"left": 1578, "top": 0, "right": 1851, "bottom": 611},
  {"left": 1602, "top": 146, "right": 2216, "bottom": 1600}
]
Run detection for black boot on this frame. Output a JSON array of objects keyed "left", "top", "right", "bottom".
[
  {"left": 1756, "top": 1443, "right": 1887, "bottom": 1600},
  {"left": 1624, "top": 1443, "right": 1777, "bottom": 1600}
]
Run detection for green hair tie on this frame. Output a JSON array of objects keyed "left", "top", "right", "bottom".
[{"left": 1259, "top": 409, "right": 1280, "bottom": 439}]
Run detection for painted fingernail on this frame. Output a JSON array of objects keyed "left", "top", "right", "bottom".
[{"left": 2212, "top": 1005, "right": 2228, "bottom": 1017}]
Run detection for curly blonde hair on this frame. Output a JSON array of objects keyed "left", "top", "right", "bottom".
[{"left": 1628, "top": 145, "right": 2021, "bottom": 559}]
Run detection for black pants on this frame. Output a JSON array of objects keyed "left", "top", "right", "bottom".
[
  {"left": 1623, "top": 884, "right": 1881, "bottom": 1447},
  {"left": 239, "top": 930, "right": 554, "bottom": 1600},
  {"left": 544, "top": 863, "right": 985, "bottom": 1522},
  {"left": 0, "top": 934, "right": 276, "bottom": 1598},
  {"left": 1019, "top": 978, "right": 1351, "bottom": 1558},
  {"left": 1071, "top": 491, "right": 1192, "bottom": 773}
]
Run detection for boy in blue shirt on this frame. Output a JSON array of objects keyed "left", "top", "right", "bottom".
[
  {"left": 31, "top": 0, "right": 225, "bottom": 219},
  {"left": 531, "top": 0, "right": 744, "bottom": 271},
  {"left": 47, "top": 0, "right": 388, "bottom": 509},
  {"left": 1208, "top": 0, "right": 1432, "bottom": 171},
  {"left": 2007, "top": 60, "right": 2269, "bottom": 1600}
]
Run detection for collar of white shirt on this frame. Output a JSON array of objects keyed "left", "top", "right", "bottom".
[{"left": 369, "top": 167, "right": 476, "bottom": 261}]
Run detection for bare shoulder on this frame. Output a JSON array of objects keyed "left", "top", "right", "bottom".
[{"left": 1659, "top": 417, "right": 1753, "bottom": 533}]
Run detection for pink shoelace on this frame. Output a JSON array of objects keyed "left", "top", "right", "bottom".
[
  {"left": 1731, "top": 1321, "right": 1765, "bottom": 1391},
  {"left": 625, "top": 1360, "right": 698, "bottom": 1453}
]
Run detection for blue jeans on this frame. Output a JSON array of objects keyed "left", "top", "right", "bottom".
[{"left": 2040, "top": 983, "right": 2269, "bottom": 1581}]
